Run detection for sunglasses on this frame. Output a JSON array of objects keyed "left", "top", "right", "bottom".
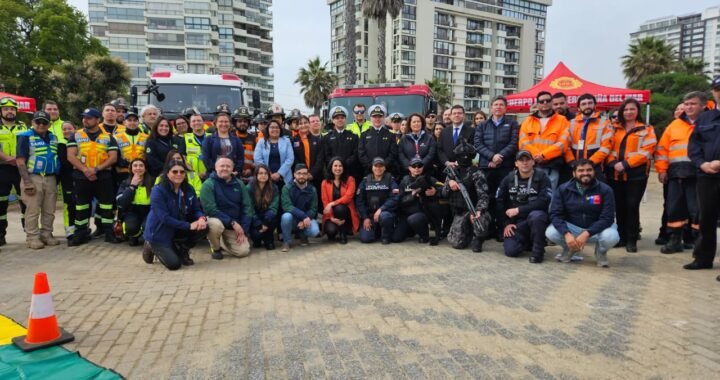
[
  {"left": 410, "top": 165, "right": 423, "bottom": 169},
  {"left": 170, "top": 169, "right": 186, "bottom": 175},
  {"left": 353, "top": 110, "right": 365, "bottom": 114},
  {"left": 427, "top": 115, "right": 436, "bottom": 118},
  {"left": 34, "top": 120, "right": 49, "bottom": 126},
  {"left": 537, "top": 99, "right": 552, "bottom": 104},
  {"left": 610, "top": 115, "right": 618, "bottom": 119}
]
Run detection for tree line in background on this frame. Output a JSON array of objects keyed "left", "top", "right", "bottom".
[
  {"left": 623, "top": 36, "right": 712, "bottom": 134},
  {"left": 0, "top": 0, "right": 131, "bottom": 123}
]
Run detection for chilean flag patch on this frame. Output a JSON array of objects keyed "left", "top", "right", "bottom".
[{"left": 587, "top": 195, "right": 601, "bottom": 205}]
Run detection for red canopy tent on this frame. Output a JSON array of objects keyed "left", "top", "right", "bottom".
[
  {"left": 506, "top": 62, "right": 651, "bottom": 113},
  {"left": 0, "top": 92, "right": 36, "bottom": 113}
]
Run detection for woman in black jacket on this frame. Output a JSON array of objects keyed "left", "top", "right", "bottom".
[
  {"left": 247, "top": 164, "right": 280, "bottom": 250},
  {"left": 398, "top": 113, "right": 436, "bottom": 176},
  {"left": 144, "top": 117, "right": 181, "bottom": 177},
  {"left": 116, "top": 158, "right": 154, "bottom": 246}
]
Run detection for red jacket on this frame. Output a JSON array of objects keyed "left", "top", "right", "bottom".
[{"left": 320, "top": 177, "right": 360, "bottom": 232}]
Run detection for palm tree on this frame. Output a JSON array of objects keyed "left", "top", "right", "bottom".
[
  {"left": 295, "top": 57, "right": 339, "bottom": 115},
  {"left": 622, "top": 37, "right": 678, "bottom": 87},
  {"left": 680, "top": 58, "right": 709, "bottom": 78},
  {"left": 362, "top": 0, "right": 404, "bottom": 83},
  {"left": 425, "top": 78, "right": 452, "bottom": 109},
  {"left": 344, "top": 0, "right": 357, "bottom": 85}
]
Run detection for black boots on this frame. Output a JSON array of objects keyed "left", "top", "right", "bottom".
[
  {"left": 68, "top": 230, "right": 90, "bottom": 247},
  {"left": 626, "top": 240, "right": 638, "bottom": 253},
  {"left": 142, "top": 241, "right": 154, "bottom": 264},
  {"left": 661, "top": 231, "right": 683, "bottom": 254},
  {"left": 471, "top": 238, "right": 483, "bottom": 253},
  {"left": 339, "top": 231, "right": 348, "bottom": 245}
]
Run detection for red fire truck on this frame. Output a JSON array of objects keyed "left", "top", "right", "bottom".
[{"left": 325, "top": 83, "right": 437, "bottom": 120}]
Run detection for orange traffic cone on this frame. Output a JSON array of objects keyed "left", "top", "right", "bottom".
[{"left": 12, "top": 272, "right": 74, "bottom": 352}]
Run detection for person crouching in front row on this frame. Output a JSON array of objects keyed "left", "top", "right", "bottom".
[
  {"left": 280, "top": 164, "right": 320, "bottom": 252},
  {"left": 355, "top": 157, "right": 399, "bottom": 244},
  {"left": 393, "top": 157, "right": 443, "bottom": 245},
  {"left": 116, "top": 158, "right": 153, "bottom": 246},
  {"left": 200, "top": 156, "right": 254, "bottom": 260}
]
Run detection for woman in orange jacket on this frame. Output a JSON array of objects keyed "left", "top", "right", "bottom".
[
  {"left": 606, "top": 98, "right": 657, "bottom": 252},
  {"left": 321, "top": 157, "right": 360, "bottom": 244}
]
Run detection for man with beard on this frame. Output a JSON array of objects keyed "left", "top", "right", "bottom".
[
  {"left": 496, "top": 150, "right": 552, "bottom": 263},
  {"left": 232, "top": 106, "right": 257, "bottom": 183},
  {"left": 545, "top": 159, "right": 619, "bottom": 267},
  {"left": 442, "top": 139, "right": 491, "bottom": 252},
  {"left": 347, "top": 103, "right": 371, "bottom": 137},
  {"left": 564, "top": 93, "right": 613, "bottom": 180},
  {"left": 551, "top": 92, "right": 575, "bottom": 121},
  {"left": 181, "top": 111, "right": 208, "bottom": 180},
  {"left": 280, "top": 164, "right": 320, "bottom": 252},
  {"left": 139, "top": 105, "right": 160, "bottom": 135},
  {"left": 0, "top": 97, "right": 29, "bottom": 245},
  {"left": 425, "top": 111, "right": 437, "bottom": 135},
  {"left": 319, "top": 106, "right": 359, "bottom": 179},
  {"left": 442, "top": 108, "right": 452, "bottom": 125}
]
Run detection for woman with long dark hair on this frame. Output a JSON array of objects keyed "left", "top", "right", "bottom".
[
  {"left": 162, "top": 149, "right": 202, "bottom": 196},
  {"left": 321, "top": 157, "right": 359, "bottom": 244},
  {"left": 247, "top": 164, "right": 280, "bottom": 250},
  {"left": 143, "top": 159, "right": 207, "bottom": 270},
  {"left": 201, "top": 109, "right": 245, "bottom": 175},
  {"left": 606, "top": 98, "right": 657, "bottom": 252},
  {"left": 254, "top": 119, "right": 294, "bottom": 186},
  {"left": 116, "top": 158, "right": 154, "bottom": 246},
  {"left": 144, "top": 117, "right": 180, "bottom": 177}
]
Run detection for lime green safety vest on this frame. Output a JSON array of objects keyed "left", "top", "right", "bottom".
[
  {"left": 183, "top": 133, "right": 207, "bottom": 175},
  {"left": 0, "top": 121, "right": 28, "bottom": 161},
  {"left": 132, "top": 185, "right": 151, "bottom": 205}
]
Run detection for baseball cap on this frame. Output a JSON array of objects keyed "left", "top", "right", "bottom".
[
  {"left": 125, "top": 111, "right": 139, "bottom": 120},
  {"left": 369, "top": 104, "right": 386, "bottom": 117},
  {"left": 516, "top": 150, "right": 533, "bottom": 160},
  {"left": 32, "top": 111, "right": 50, "bottom": 123},
  {"left": 409, "top": 157, "right": 424, "bottom": 167},
  {"left": 371, "top": 157, "right": 386, "bottom": 166},
  {"left": 81, "top": 108, "right": 101, "bottom": 118},
  {"left": 712, "top": 76, "right": 720, "bottom": 89}
]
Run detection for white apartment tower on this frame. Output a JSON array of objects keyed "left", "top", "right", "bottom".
[
  {"left": 88, "top": 0, "right": 274, "bottom": 108},
  {"left": 328, "top": 0, "right": 552, "bottom": 112},
  {"left": 631, "top": 7, "right": 720, "bottom": 75}
]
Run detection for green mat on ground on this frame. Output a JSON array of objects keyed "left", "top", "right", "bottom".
[{"left": 0, "top": 343, "right": 122, "bottom": 380}]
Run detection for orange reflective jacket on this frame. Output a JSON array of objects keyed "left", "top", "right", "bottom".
[
  {"left": 607, "top": 122, "right": 657, "bottom": 181},
  {"left": 518, "top": 112, "right": 569, "bottom": 164},
  {"left": 654, "top": 117, "right": 695, "bottom": 176},
  {"left": 564, "top": 112, "right": 614, "bottom": 165}
]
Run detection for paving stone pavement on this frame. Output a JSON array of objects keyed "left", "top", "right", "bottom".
[{"left": 0, "top": 178, "right": 718, "bottom": 379}]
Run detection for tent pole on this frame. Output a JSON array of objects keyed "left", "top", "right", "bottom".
[{"left": 646, "top": 103, "right": 651, "bottom": 125}]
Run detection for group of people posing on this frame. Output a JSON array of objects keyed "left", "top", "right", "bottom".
[{"left": 1, "top": 80, "right": 719, "bottom": 274}]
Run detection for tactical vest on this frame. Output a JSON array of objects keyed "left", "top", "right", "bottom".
[
  {"left": 0, "top": 121, "right": 28, "bottom": 160},
  {"left": 508, "top": 173, "right": 539, "bottom": 207},
  {"left": 184, "top": 133, "right": 207, "bottom": 174},
  {"left": 132, "top": 186, "right": 151, "bottom": 206},
  {"left": 74, "top": 129, "right": 112, "bottom": 169},
  {"left": 21, "top": 129, "right": 59, "bottom": 175},
  {"left": 363, "top": 173, "right": 393, "bottom": 212}
]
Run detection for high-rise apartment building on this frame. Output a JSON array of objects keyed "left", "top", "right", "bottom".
[
  {"left": 88, "top": 0, "right": 274, "bottom": 109},
  {"left": 328, "top": 0, "right": 552, "bottom": 112},
  {"left": 631, "top": 7, "right": 720, "bottom": 75}
]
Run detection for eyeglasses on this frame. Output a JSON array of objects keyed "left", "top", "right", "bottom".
[
  {"left": 170, "top": 169, "right": 185, "bottom": 175},
  {"left": 610, "top": 115, "right": 618, "bottom": 119},
  {"left": 537, "top": 99, "right": 552, "bottom": 104}
]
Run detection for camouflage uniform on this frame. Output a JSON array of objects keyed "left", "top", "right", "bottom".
[{"left": 442, "top": 139, "right": 491, "bottom": 250}]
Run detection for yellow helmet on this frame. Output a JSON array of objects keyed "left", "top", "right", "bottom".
[{"left": 0, "top": 97, "right": 19, "bottom": 109}]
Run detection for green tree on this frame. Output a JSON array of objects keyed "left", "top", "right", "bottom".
[
  {"left": 362, "top": 0, "right": 404, "bottom": 83},
  {"left": 344, "top": 0, "right": 357, "bottom": 85},
  {"left": 679, "top": 58, "right": 709, "bottom": 78},
  {"left": 295, "top": 57, "right": 339, "bottom": 115},
  {"left": 0, "top": 0, "right": 107, "bottom": 100},
  {"left": 622, "top": 37, "right": 678, "bottom": 87},
  {"left": 49, "top": 55, "right": 131, "bottom": 123},
  {"left": 631, "top": 72, "right": 709, "bottom": 135},
  {"left": 425, "top": 78, "right": 452, "bottom": 110}
]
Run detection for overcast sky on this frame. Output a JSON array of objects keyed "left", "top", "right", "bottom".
[{"left": 69, "top": 0, "right": 719, "bottom": 111}]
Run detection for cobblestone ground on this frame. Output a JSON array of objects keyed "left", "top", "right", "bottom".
[{"left": 0, "top": 177, "right": 718, "bottom": 379}]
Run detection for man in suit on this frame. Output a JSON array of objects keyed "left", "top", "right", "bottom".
[{"left": 437, "top": 104, "right": 475, "bottom": 169}]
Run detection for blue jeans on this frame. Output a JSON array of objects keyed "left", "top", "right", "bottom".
[
  {"left": 545, "top": 222, "right": 620, "bottom": 254},
  {"left": 280, "top": 212, "right": 320, "bottom": 244}
]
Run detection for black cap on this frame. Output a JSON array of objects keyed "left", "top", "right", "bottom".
[
  {"left": 32, "top": 111, "right": 50, "bottom": 123},
  {"left": 125, "top": 111, "right": 139, "bottom": 120},
  {"left": 712, "top": 76, "right": 720, "bottom": 89},
  {"left": 516, "top": 150, "right": 533, "bottom": 160},
  {"left": 372, "top": 157, "right": 386, "bottom": 166},
  {"left": 409, "top": 157, "right": 424, "bottom": 167},
  {"left": 294, "top": 163, "right": 308, "bottom": 172}
]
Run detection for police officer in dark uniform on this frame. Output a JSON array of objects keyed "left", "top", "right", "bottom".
[
  {"left": 495, "top": 150, "right": 552, "bottom": 263},
  {"left": 442, "top": 139, "right": 491, "bottom": 252},
  {"left": 355, "top": 157, "right": 399, "bottom": 244},
  {"left": 686, "top": 76, "right": 720, "bottom": 270},
  {"left": 320, "top": 106, "right": 359, "bottom": 179},
  {"left": 358, "top": 104, "right": 398, "bottom": 176},
  {"left": 392, "top": 157, "right": 443, "bottom": 245}
]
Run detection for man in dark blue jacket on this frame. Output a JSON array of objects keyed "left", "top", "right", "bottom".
[
  {"left": 545, "top": 159, "right": 619, "bottom": 267},
  {"left": 474, "top": 96, "right": 519, "bottom": 240},
  {"left": 200, "top": 156, "right": 254, "bottom": 260},
  {"left": 686, "top": 77, "right": 720, "bottom": 270},
  {"left": 280, "top": 164, "right": 319, "bottom": 252}
]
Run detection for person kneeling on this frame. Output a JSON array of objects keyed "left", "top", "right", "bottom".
[
  {"left": 143, "top": 159, "right": 208, "bottom": 270},
  {"left": 393, "top": 158, "right": 443, "bottom": 245},
  {"left": 356, "top": 158, "right": 399, "bottom": 244},
  {"left": 545, "top": 159, "right": 619, "bottom": 267},
  {"left": 200, "top": 156, "right": 253, "bottom": 260},
  {"left": 496, "top": 151, "right": 552, "bottom": 263},
  {"left": 116, "top": 159, "right": 153, "bottom": 246},
  {"left": 280, "top": 164, "right": 320, "bottom": 252}
]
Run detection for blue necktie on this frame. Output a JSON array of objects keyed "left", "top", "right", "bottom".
[{"left": 453, "top": 128, "right": 459, "bottom": 145}]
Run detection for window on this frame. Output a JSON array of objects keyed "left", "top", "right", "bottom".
[
  {"left": 433, "top": 70, "right": 451, "bottom": 81},
  {"left": 187, "top": 64, "right": 206, "bottom": 74},
  {"left": 467, "top": 19, "right": 486, "bottom": 31},
  {"left": 129, "top": 66, "right": 148, "bottom": 79},
  {"left": 219, "top": 41, "right": 234, "bottom": 54},
  {"left": 108, "top": 22, "right": 145, "bottom": 35},
  {"left": 466, "top": 47, "right": 484, "bottom": 58},
  {"left": 91, "top": 25, "right": 107, "bottom": 37},
  {"left": 219, "top": 56, "right": 234, "bottom": 67},
  {"left": 186, "top": 33, "right": 210, "bottom": 45},
  {"left": 106, "top": 8, "right": 144, "bottom": 21},
  {"left": 467, "top": 32, "right": 486, "bottom": 44},
  {"left": 186, "top": 48, "right": 208, "bottom": 60},
  {"left": 402, "top": 5, "right": 416, "bottom": 20},
  {"left": 89, "top": 11, "right": 105, "bottom": 23},
  {"left": 111, "top": 51, "right": 145, "bottom": 64},
  {"left": 185, "top": 17, "right": 210, "bottom": 30},
  {"left": 402, "top": 20, "right": 416, "bottom": 35},
  {"left": 400, "top": 65, "right": 415, "bottom": 78},
  {"left": 433, "top": 41, "right": 453, "bottom": 55},
  {"left": 148, "top": 48, "right": 185, "bottom": 60},
  {"left": 435, "top": 27, "right": 452, "bottom": 41},
  {"left": 147, "top": 2, "right": 183, "bottom": 15},
  {"left": 148, "top": 18, "right": 183, "bottom": 31},
  {"left": 433, "top": 55, "right": 450, "bottom": 69},
  {"left": 466, "top": 61, "right": 483, "bottom": 72},
  {"left": 219, "top": 27, "right": 233, "bottom": 40},
  {"left": 401, "top": 51, "right": 416, "bottom": 64},
  {"left": 109, "top": 37, "right": 145, "bottom": 50},
  {"left": 401, "top": 35, "right": 416, "bottom": 49},
  {"left": 434, "top": 12, "right": 454, "bottom": 26},
  {"left": 147, "top": 33, "right": 184, "bottom": 46}
]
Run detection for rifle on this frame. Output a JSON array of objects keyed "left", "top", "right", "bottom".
[{"left": 444, "top": 165, "right": 485, "bottom": 232}]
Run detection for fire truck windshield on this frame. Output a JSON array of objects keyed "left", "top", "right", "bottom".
[
  {"left": 330, "top": 94, "right": 425, "bottom": 118},
  {"left": 150, "top": 84, "right": 243, "bottom": 114},
  {"left": 329, "top": 97, "right": 373, "bottom": 115}
]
